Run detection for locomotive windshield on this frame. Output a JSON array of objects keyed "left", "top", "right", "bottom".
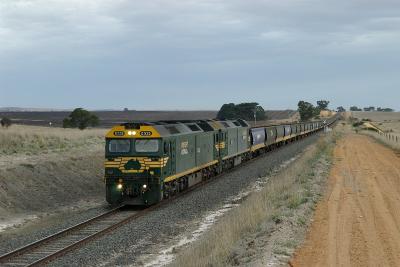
[
  {"left": 135, "top": 139, "right": 159, "bottom": 153},
  {"left": 108, "top": 139, "right": 131, "bottom": 153}
]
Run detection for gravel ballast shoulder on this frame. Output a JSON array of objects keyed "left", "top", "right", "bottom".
[{"left": 0, "top": 200, "right": 113, "bottom": 255}]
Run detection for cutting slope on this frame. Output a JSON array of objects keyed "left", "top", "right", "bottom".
[{"left": 290, "top": 134, "right": 400, "bottom": 266}]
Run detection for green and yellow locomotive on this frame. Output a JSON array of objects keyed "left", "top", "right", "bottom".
[
  {"left": 104, "top": 117, "right": 337, "bottom": 205},
  {"left": 104, "top": 119, "right": 250, "bottom": 205}
]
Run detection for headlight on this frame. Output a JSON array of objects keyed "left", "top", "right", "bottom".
[
  {"left": 142, "top": 184, "right": 147, "bottom": 189},
  {"left": 117, "top": 184, "right": 123, "bottom": 190}
]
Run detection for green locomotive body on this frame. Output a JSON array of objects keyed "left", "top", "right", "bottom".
[{"left": 105, "top": 119, "right": 250, "bottom": 205}]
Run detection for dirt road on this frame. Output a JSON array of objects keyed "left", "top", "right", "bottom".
[{"left": 290, "top": 134, "right": 400, "bottom": 267}]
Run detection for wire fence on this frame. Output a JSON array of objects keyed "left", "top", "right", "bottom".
[
  {"left": 378, "top": 132, "right": 400, "bottom": 143},
  {"left": 364, "top": 131, "right": 400, "bottom": 151}
]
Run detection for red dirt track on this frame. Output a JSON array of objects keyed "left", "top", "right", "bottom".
[{"left": 290, "top": 134, "right": 400, "bottom": 267}]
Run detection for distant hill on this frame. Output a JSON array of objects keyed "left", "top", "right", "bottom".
[
  {"left": 0, "top": 107, "right": 71, "bottom": 112},
  {"left": 0, "top": 110, "right": 218, "bottom": 127},
  {"left": 1, "top": 109, "right": 305, "bottom": 128}
]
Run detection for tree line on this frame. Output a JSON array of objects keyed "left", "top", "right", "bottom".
[
  {"left": 349, "top": 106, "right": 394, "bottom": 112},
  {"left": 297, "top": 100, "right": 330, "bottom": 121},
  {"left": 1, "top": 102, "right": 395, "bottom": 130},
  {"left": 217, "top": 100, "right": 331, "bottom": 122},
  {"left": 0, "top": 108, "right": 99, "bottom": 130}
]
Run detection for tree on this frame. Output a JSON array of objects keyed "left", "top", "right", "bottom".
[
  {"left": 236, "top": 102, "right": 266, "bottom": 121},
  {"left": 377, "top": 107, "right": 394, "bottom": 112},
  {"left": 350, "top": 106, "right": 362, "bottom": 111},
  {"left": 298, "top": 101, "right": 315, "bottom": 121},
  {"left": 337, "top": 106, "right": 346, "bottom": 112},
  {"left": 217, "top": 103, "right": 237, "bottom": 120},
  {"left": 0, "top": 117, "right": 12, "bottom": 128},
  {"left": 317, "top": 100, "right": 330, "bottom": 111},
  {"left": 363, "top": 106, "right": 375, "bottom": 112},
  {"left": 216, "top": 102, "right": 266, "bottom": 121},
  {"left": 63, "top": 108, "right": 99, "bottom": 130}
]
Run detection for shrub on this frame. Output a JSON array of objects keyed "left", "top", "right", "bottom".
[
  {"left": 350, "top": 106, "right": 362, "bottom": 111},
  {"left": 317, "top": 100, "right": 330, "bottom": 110},
  {"left": 63, "top": 108, "right": 99, "bottom": 130},
  {"left": 337, "top": 106, "right": 346, "bottom": 112},
  {"left": 1, "top": 117, "right": 12, "bottom": 128},
  {"left": 352, "top": 121, "right": 363, "bottom": 127},
  {"left": 298, "top": 101, "right": 315, "bottom": 121},
  {"left": 217, "top": 102, "right": 265, "bottom": 121}
]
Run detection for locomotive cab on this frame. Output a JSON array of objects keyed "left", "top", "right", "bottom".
[{"left": 105, "top": 124, "right": 166, "bottom": 205}]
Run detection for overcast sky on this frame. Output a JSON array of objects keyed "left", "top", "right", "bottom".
[{"left": 1, "top": 0, "right": 399, "bottom": 110}]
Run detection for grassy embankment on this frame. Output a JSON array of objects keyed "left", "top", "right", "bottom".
[
  {"left": 0, "top": 125, "right": 108, "bottom": 216},
  {"left": 170, "top": 128, "right": 339, "bottom": 266},
  {"left": 0, "top": 124, "right": 105, "bottom": 155}
]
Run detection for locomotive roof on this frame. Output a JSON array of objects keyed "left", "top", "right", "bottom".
[
  {"left": 150, "top": 119, "right": 249, "bottom": 137},
  {"left": 107, "top": 119, "right": 250, "bottom": 138}
]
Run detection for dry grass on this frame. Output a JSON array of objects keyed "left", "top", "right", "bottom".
[
  {"left": 170, "top": 131, "right": 338, "bottom": 267},
  {"left": 375, "top": 122, "right": 400, "bottom": 133},
  {"left": 351, "top": 112, "right": 400, "bottom": 133},
  {"left": 351, "top": 112, "right": 400, "bottom": 147},
  {"left": 351, "top": 111, "right": 400, "bottom": 122},
  {"left": 0, "top": 124, "right": 106, "bottom": 154}
]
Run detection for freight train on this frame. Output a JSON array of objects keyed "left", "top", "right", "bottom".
[{"left": 104, "top": 117, "right": 337, "bottom": 205}]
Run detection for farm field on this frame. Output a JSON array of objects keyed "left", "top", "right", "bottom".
[
  {"left": 0, "top": 110, "right": 301, "bottom": 128},
  {"left": 290, "top": 133, "right": 400, "bottom": 266},
  {"left": 0, "top": 110, "right": 218, "bottom": 127},
  {"left": 351, "top": 111, "right": 400, "bottom": 132},
  {"left": 351, "top": 111, "right": 400, "bottom": 150}
]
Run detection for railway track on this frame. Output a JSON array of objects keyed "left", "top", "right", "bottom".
[
  {"left": 0, "top": 206, "right": 151, "bottom": 267},
  {"left": 0, "top": 170, "right": 231, "bottom": 267}
]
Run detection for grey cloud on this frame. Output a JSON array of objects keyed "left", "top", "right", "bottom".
[{"left": 1, "top": 0, "right": 400, "bottom": 110}]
